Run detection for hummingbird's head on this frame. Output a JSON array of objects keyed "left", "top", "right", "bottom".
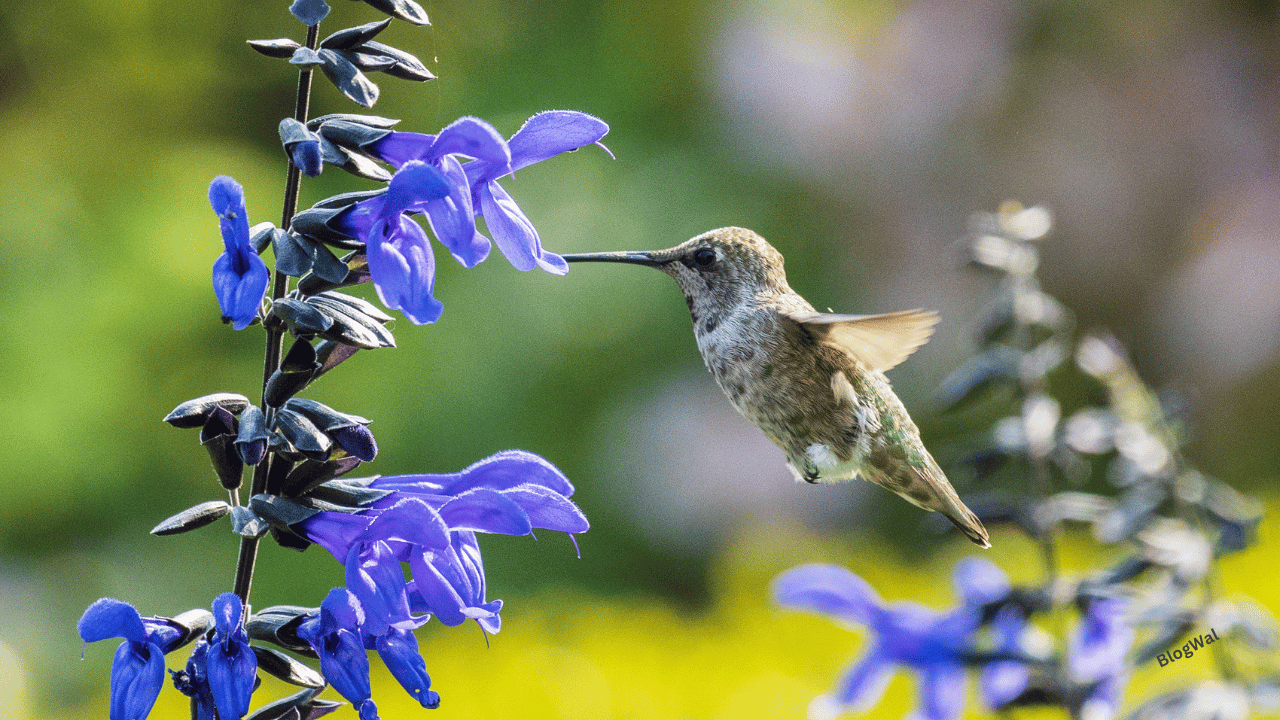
[{"left": 562, "top": 227, "right": 793, "bottom": 330}]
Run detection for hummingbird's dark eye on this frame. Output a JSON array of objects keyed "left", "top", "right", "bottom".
[{"left": 693, "top": 247, "right": 717, "bottom": 268}]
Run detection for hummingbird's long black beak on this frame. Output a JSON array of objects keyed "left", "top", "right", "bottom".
[{"left": 560, "top": 250, "right": 668, "bottom": 267}]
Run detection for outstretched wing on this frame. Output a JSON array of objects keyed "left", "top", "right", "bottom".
[{"left": 787, "top": 309, "right": 939, "bottom": 373}]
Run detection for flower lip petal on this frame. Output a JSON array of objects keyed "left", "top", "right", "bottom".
[
  {"left": 831, "top": 654, "right": 895, "bottom": 711},
  {"left": 952, "top": 556, "right": 1011, "bottom": 608},
  {"left": 772, "top": 564, "right": 884, "bottom": 626},
  {"left": 109, "top": 638, "right": 167, "bottom": 720},
  {"left": 377, "top": 629, "right": 441, "bottom": 709},
  {"left": 361, "top": 498, "right": 451, "bottom": 549},
  {"left": 502, "top": 486, "right": 589, "bottom": 534},
  {"left": 479, "top": 181, "right": 540, "bottom": 272}
]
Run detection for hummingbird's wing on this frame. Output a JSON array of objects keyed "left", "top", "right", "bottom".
[{"left": 786, "top": 309, "right": 939, "bottom": 373}]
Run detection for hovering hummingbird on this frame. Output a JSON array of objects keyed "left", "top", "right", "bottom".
[{"left": 562, "top": 227, "right": 990, "bottom": 548}]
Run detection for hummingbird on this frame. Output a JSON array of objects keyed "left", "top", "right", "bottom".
[{"left": 562, "top": 227, "right": 990, "bottom": 548}]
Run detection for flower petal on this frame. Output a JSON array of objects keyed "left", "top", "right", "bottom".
[
  {"left": 109, "top": 639, "right": 166, "bottom": 720},
  {"left": 428, "top": 117, "right": 510, "bottom": 166},
  {"left": 365, "top": 214, "right": 443, "bottom": 325},
  {"left": 376, "top": 628, "right": 440, "bottom": 709},
  {"left": 771, "top": 564, "right": 883, "bottom": 626},
  {"left": 501, "top": 486, "right": 589, "bottom": 534},
  {"left": 423, "top": 155, "right": 488, "bottom": 268},
  {"left": 438, "top": 488, "right": 533, "bottom": 536},
  {"left": 206, "top": 638, "right": 256, "bottom": 720},
  {"left": 508, "top": 110, "right": 610, "bottom": 173},
  {"left": 345, "top": 542, "right": 410, "bottom": 637},
  {"left": 384, "top": 160, "right": 451, "bottom": 215},
  {"left": 213, "top": 251, "right": 269, "bottom": 330},
  {"left": 980, "top": 607, "right": 1030, "bottom": 709},
  {"left": 952, "top": 556, "right": 1010, "bottom": 608},
  {"left": 362, "top": 498, "right": 451, "bottom": 550},
  {"left": 79, "top": 598, "right": 147, "bottom": 645},
  {"left": 370, "top": 131, "right": 435, "bottom": 168},
  {"left": 372, "top": 450, "right": 575, "bottom": 498},
  {"left": 917, "top": 663, "right": 966, "bottom": 720},
  {"left": 477, "top": 181, "right": 540, "bottom": 272},
  {"left": 831, "top": 654, "right": 895, "bottom": 711}
]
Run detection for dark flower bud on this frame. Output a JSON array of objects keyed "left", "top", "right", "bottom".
[
  {"left": 265, "top": 369, "right": 316, "bottom": 408},
  {"left": 314, "top": 340, "right": 359, "bottom": 376},
  {"left": 269, "top": 297, "right": 334, "bottom": 337},
  {"left": 289, "top": 0, "right": 329, "bottom": 28},
  {"left": 330, "top": 424, "right": 377, "bottom": 462},
  {"left": 359, "top": 41, "right": 434, "bottom": 81},
  {"left": 272, "top": 408, "right": 333, "bottom": 460},
  {"left": 252, "top": 645, "right": 326, "bottom": 689},
  {"left": 357, "top": 0, "right": 430, "bottom": 26},
  {"left": 279, "top": 456, "right": 363, "bottom": 497},
  {"left": 202, "top": 406, "right": 244, "bottom": 491},
  {"left": 164, "top": 393, "right": 251, "bottom": 428},
  {"left": 246, "top": 606, "right": 317, "bottom": 657},
  {"left": 285, "top": 398, "right": 377, "bottom": 462},
  {"left": 247, "top": 38, "right": 302, "bottom": 59},
  {"left": 319, "top": 19, "right": 392, "bottom": 51},
  {"left": 230, "top": 505, "right": 270, "bottom": 539},
  {"left": 250, "top": 222, "right": 281, "bottom": 254},
  {"left": 245, "top": 687, "right": 341, "bottom": 720},
  {"left": 151, "top": 501, "right": 233, "bottom": 536},
  {"left": 280, "top": 118, "right": 324, "bottom": 178},
  {"left": 297, "top": 251, "right": 370, "bottom": 295},
  {"left": 235, "top": 405, "right": 271, "bottom": 466}
]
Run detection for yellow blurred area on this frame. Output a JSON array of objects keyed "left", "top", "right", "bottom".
[{"left": 28, "top": 501, "right": 1275, "bottom": 720}]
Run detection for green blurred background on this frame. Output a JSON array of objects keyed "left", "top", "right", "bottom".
[{"left": 2, "top": 0, "right": 1278, "bottom": 718}]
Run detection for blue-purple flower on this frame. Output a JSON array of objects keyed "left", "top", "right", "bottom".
[
  {"left": 1068, "top": 596, "right": 1132, "bottom": 720},
  {"left": 335, "top": 112, "right": 609, "bottom": 324},
  {"left": 336, "top": 161, "right": 452, "bottom": 323},
  {"left": 79, "top": 594, "right": 255, "bottom": 720},
  {"left": 294, "top": 450, "right": 588, "bottom": 711},
  {"left": 461, "top": 110, "right": 611, "bottom": 274},
  {"left": 209, "top": 176, "right": 270, "bottom": 330},
  {"left": 168, "top": 594, "right": 257, "bottom": 720},
  {"left": 78, "top": 599, "right": 188, "bottom": 720},
  {"left": 773, "top": 558, "right": 1020, "bottom": 720}
]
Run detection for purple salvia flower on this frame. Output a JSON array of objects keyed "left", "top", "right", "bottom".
[
  {"left": 335, "top": 161, "right": 452, "bottom": 324},
  {"left": 208, "top": 176, "right": 269, "bottom": 330},
  {"left": 77, "top": 599, "right": 186, "bottom": 720}
]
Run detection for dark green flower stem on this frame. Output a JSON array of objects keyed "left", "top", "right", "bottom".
[{"left": 233, "top": 23, "right": 321, "bottom": 606}]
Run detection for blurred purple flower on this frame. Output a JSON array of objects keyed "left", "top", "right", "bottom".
[
  {"left": 1068, "top": 596, "right": 1132, "bottom": 720},
  {"left": 773, "top": 558, "right": 1021, "bottom": 720},
  {"left": 773, "top": 564, "right": 976, "bottom": 720},
  {"left": 77, "top": 598, "right": 187, "bottom": 720},
  {"left": 208, "top": 176, "right": 270, "bottom": 330}
]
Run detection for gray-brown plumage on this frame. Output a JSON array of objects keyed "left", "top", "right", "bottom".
[{"left": 562, "top": 227, "right": 990, "bottom": 548}]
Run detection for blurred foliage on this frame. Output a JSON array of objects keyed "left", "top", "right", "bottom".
[{"left": 2, "top": 0, "right": 1280, "bottom": 718}]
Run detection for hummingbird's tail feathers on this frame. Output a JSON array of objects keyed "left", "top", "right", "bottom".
[
  {"left": 862, "top": 451, "right": 992, "bottom": 549},
  {"left": 940, "top": 502, "right": 992, "bottom": 549}
]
